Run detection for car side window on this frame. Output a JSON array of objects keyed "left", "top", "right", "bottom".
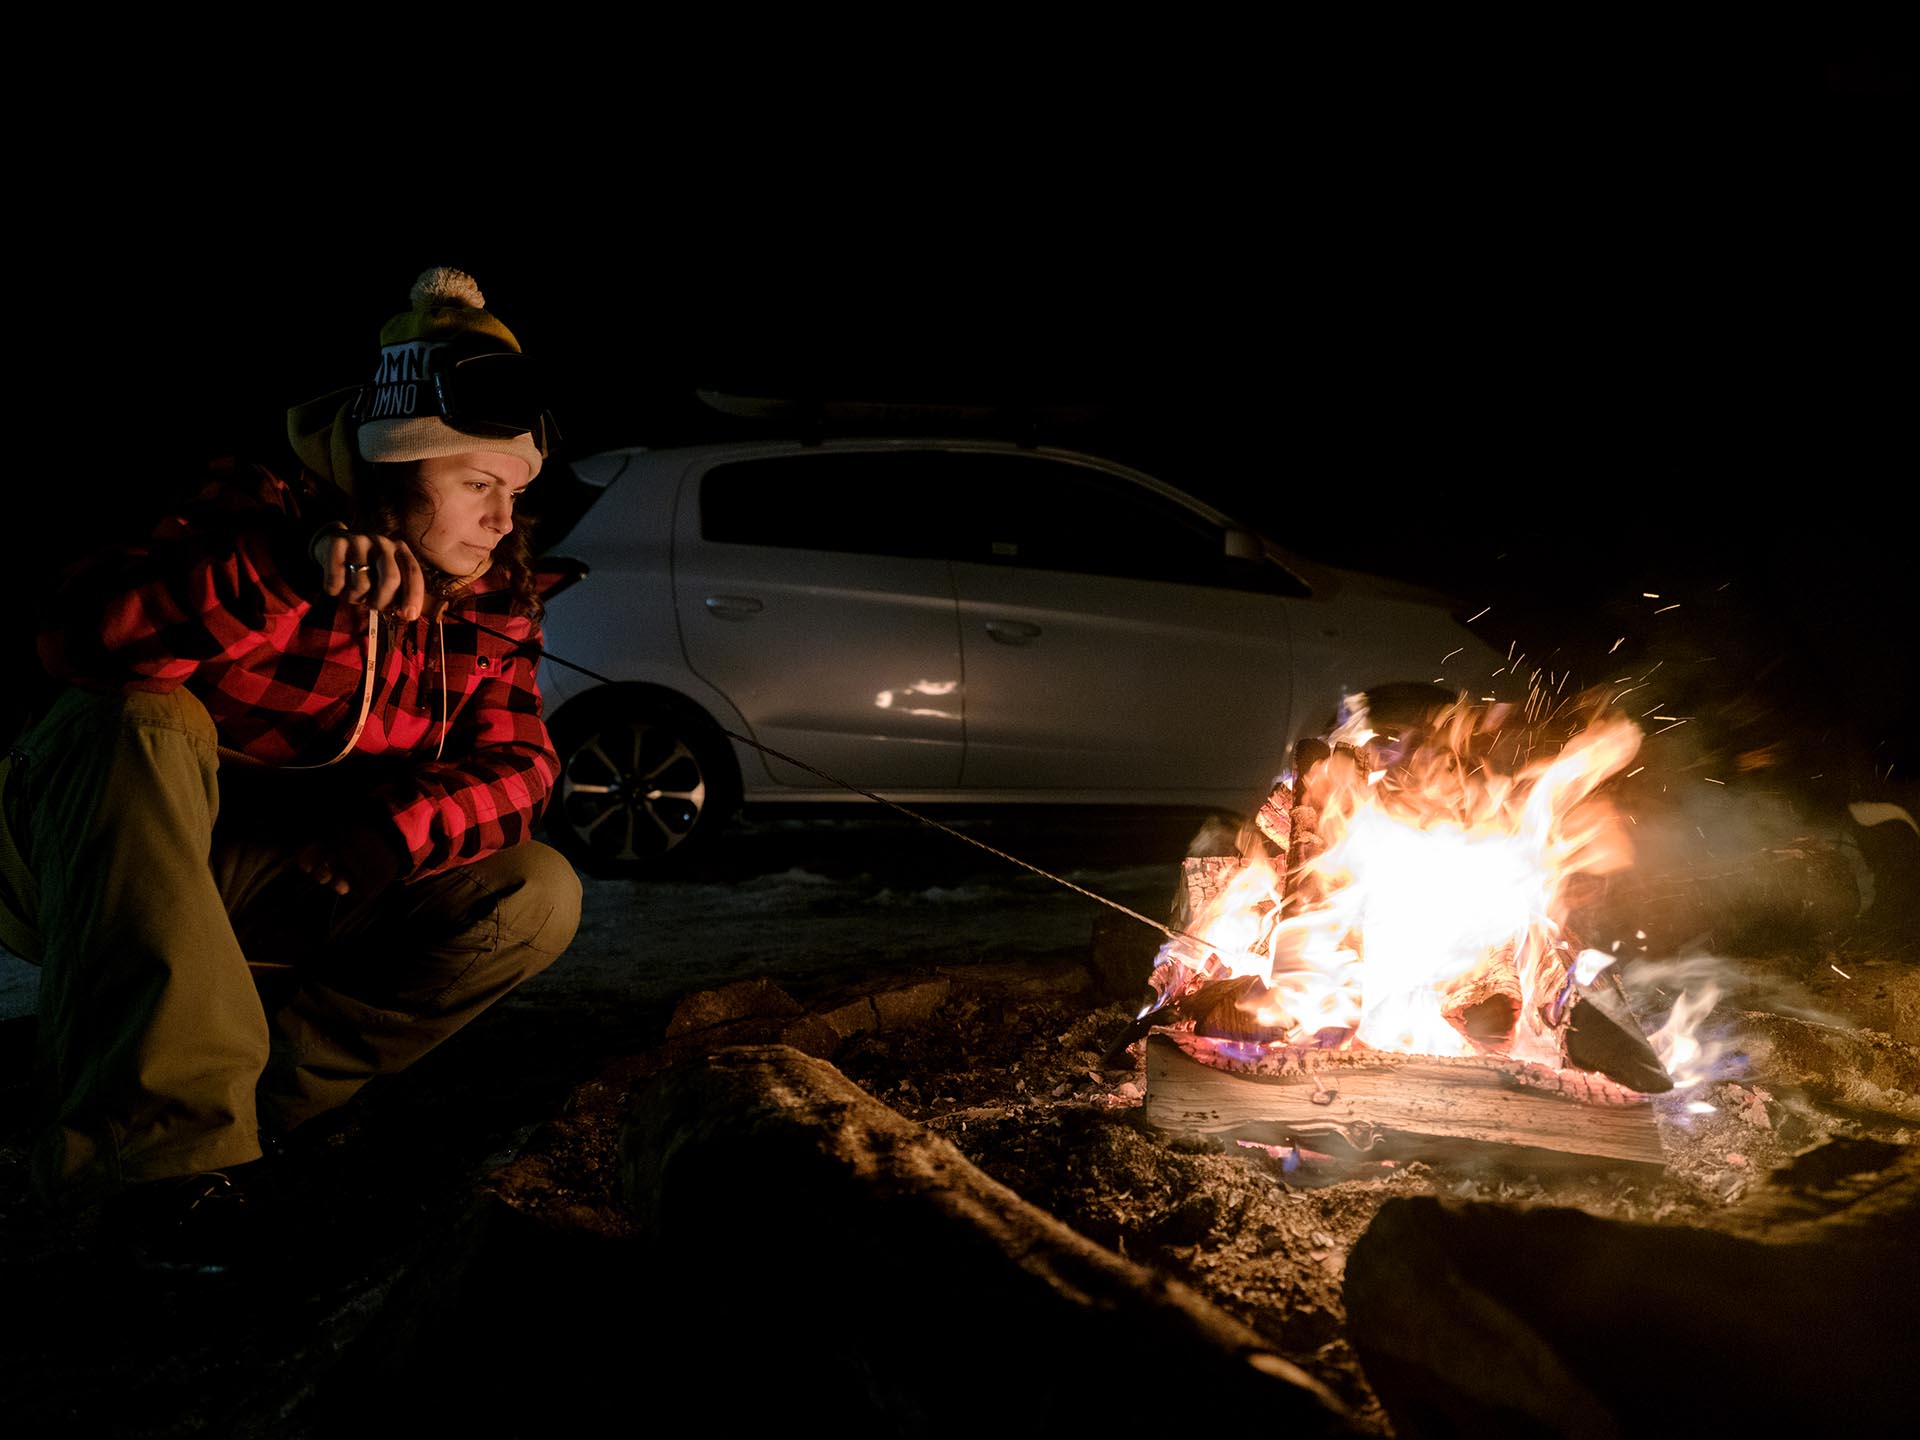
[
  {"left": 698, "top": 449, "right": 1308, "bottom": 596},
  {"left": 700, "top": 453, "right": 949, "bottom": 559},
  {"left": 946, "top": 454, "right": 1307, "bottom": 594}
]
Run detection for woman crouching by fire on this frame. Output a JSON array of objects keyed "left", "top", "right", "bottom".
[{"left": 0, "top": 268, "right": 581, "bottom": 1275}]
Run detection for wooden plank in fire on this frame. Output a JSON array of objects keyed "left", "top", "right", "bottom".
[{"left": 1143, "top": 1031, "right": 1666, "bottom": 1172}]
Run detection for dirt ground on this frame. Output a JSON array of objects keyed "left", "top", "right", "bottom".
[
  {"left": 480, "top": 907, "right": 1917, "bottom": 1436},
  {"left": 1, "top": 799, "right": 1914, "bottom": 1436}
]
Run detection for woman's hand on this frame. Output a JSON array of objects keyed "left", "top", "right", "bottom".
[
  {"left": 311, "top": 528, "right": 427, "bottom": 623},
  {"left": 294, "top": 825, "right": 404, "bottom": 898}
]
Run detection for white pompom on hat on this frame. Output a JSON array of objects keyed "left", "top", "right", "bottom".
[{"left": 352, "top": 267, "right": 545, "bottom": 479}]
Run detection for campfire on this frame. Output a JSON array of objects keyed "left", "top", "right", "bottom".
[{"left": 1135, "top": 693, "right": 1708, "bottom": 1170}]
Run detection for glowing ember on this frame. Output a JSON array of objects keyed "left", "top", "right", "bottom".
[{"left": 1146, "top": 694, "right": 1674, "bottom": 1073}]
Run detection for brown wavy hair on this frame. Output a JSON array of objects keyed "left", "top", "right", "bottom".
[{"left": 357, "top": 462, "right": 543, "bottom": 618}]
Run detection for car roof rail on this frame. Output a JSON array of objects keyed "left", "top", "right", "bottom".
[{"left": 694, "top": 390, "right": 1108, "bottom": 449}]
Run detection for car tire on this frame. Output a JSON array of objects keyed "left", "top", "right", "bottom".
[{"left": 545, "top": 688, "right": 740, "bottom": 876}]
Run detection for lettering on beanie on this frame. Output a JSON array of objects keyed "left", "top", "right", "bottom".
[{"left": 362, "top": 342, "right": 440, "bottom": 420}]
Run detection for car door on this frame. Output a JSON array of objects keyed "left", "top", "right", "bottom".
[
  {"left": 946, "top": 451, "right": 1303, "bottom": 797},
  {"left": 673, "top": 448, "right": 965, "bottom": 789}
]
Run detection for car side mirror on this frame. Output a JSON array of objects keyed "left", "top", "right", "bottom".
[
  {"left": 532, "top": 555, "right": 592, "bottom": 602},
  {"left": 1223, "top": 529, "right": 1263, "bottom": 562}
]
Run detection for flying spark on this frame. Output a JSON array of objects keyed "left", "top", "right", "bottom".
[{"left": 1467, "top": 606, "right": 1490, "bottom": 623}]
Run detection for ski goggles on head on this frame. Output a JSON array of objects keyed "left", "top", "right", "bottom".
[{"left": 353, "top": 347, "right": 559, "bottom": 455}]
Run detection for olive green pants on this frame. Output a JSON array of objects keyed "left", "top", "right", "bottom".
[{"left": 0, "top": 687, "right": 581, "bottom": 1209}]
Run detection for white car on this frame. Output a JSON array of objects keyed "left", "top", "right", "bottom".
[{"left": 532, "top": 434, "right": 1509, "bottom": 872}]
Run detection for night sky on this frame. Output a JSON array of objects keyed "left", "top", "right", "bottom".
[{"left": 26, "top": 48, "right": 1913, "bottom": 798}]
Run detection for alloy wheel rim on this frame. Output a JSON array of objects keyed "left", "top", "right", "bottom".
[{"left": 560, "top": 719, "right": 708, "bottom": 862}]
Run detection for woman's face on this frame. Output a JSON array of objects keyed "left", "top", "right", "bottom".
[{"left": 400, "top": 452, "right": 533, "bottom": 578}]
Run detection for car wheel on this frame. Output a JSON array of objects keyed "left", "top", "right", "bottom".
[{"left": 546, "top": 690, "right": 739, "bottom": 875}]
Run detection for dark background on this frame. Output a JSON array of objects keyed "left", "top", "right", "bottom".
[{"left": 22, "top": 45, "right": 1914, "bottom": 798}]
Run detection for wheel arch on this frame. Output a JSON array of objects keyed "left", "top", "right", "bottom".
[{"left": 546, "top": 680, "right": 746, "bottom": 805}]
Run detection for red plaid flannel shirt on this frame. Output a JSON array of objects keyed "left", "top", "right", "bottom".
[{"left": 38, "top": 460, "right": 559, "bottom": 882}]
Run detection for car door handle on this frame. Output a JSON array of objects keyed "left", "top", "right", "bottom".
[
  {"left": 704, "top": 595, "right": 765, "bottom": 620},
  {"left": 984, "top": 619, "right": 1042, "bottom": 645}
]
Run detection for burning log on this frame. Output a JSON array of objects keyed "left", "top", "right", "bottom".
[
  {"left": 619, "top": 1045, "right": 1355, "bottom": 1433},
  {"left": 1275, "top": 737, "right": 1336, "bottom": 919},
  {"left": 1343, "top": 1138, "right": 1920, "bottom": 1437},
  {"left": 1281, "top": 803, "right": 1325, "bottom": 916},
  {"left": 1181, "top": 973, "right": 1297, "bottom": 1044},
  {"left": 1176, "top": 854, "right": 1245, "bottom": 930},
  {"left": 1143, "top": 1032, "right": 1665, "bottom": 1171},
  {"left": 1437, "top": 937, "right": 1523, "bottom": 1049}
]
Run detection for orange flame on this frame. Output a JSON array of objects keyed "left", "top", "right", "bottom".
[{"left": 1159, "top": 696, "right": 1651, "bottom": 1070}]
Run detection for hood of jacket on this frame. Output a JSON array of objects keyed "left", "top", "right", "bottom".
[{"left": 286, "top": 388, "right": 372, "bottom": 497}]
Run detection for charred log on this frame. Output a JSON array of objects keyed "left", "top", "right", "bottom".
[
  {"left": 1735, "top": 1010, "right": 1920, "bottom": 1121},
  {"left": 619, "top": 1044, "right": 1354, "bottom": 1435},
  {"left": 1560, "top": 984, "right": 1674, "bottom": 1093}
]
